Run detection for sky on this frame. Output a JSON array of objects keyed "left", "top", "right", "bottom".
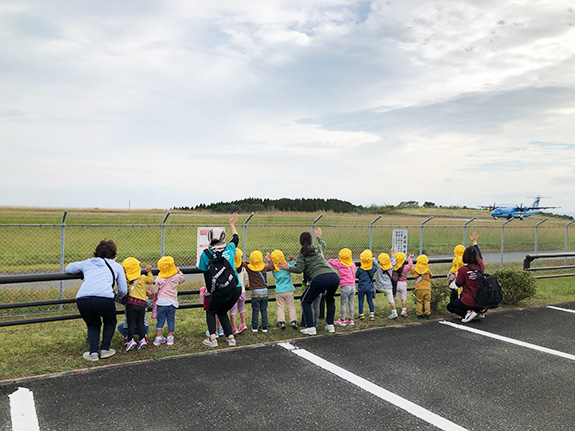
[{"left": 1, "top": 0, "right": 574, "bottom": 216}]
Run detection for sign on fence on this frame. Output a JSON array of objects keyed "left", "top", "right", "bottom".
[
  {"left": 392, "top": 229, "right": 408, "bottom": 255},
  {"left": 197, "top": 227, "right": 225, "bottom": 265}
]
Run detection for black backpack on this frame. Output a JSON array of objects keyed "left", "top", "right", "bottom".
[
  {"left": 203, "top": 249, "right": 238, "bottom": 292},
  {"left": 473, "top": 267, "right": 503, "bottom": 309}
]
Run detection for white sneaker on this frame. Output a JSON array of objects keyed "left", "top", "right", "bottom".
[
  {"left": 226, "top": 337, "right": 237, "bottom": 346},
  {"left": 167, "top": 335, "right": 174, "bottom": 346},
  {"left": 324, "top": 324, "right": 335, "bottom": 333},
  {"left": 462, "top": 310, "right": 478, "bottom": 323},
  {"left": 300, "top": 327, "right": 317, "bottom": 335}
]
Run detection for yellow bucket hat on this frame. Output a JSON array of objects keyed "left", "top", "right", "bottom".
[
  {"left": 122, "top": 257, "right": 141, "bottom": 281},
  {"left": 450, "top": 256, "right": 464, "bottom": 274},
  {"left": 393, "top": 252, "right": 406, "bottom": 271},
  {"left": 378, "top": 253, "right": 392, "bottom": 271},
  {"left": 413, "top": 255, "right": 429, "bottom": 274},
  {"left": 271, "top": 249, "right": 286, "bottom": 271},
  {"left": 453, "top": 245, "right": 465, "bottom": 257},
  {"left": 360, "top": 249, "right": 373, "bottom": 271},
  {"left": 235, "top": 248, "right": 243, "bottom": 269},
  {"left": 339, "top": 248, "right": 353, "bottom": 267},
  {"left": 157, "top": 256, "right": 177, "bottom": 278},
  {"left": 247, "top": 250, "right": 265, "bottom": 272}
]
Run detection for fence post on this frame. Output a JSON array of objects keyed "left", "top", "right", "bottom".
[
  {"left": 311, "top": 214, "right": 323, "bottom": 245},
  {"left": 59, "top": 210, "right": 68, "bottom": 310},
  {"left": 419, "top": 217, "right": 433, "bottom": 255},
  {"left": 369, "top": 215, "right": 382, "bottom": 251},
  {"left": 160, "top": 211, "right": 171, "bottom": 256},
  {"left": 243, "top": 213, "right": 254, "bottom": 256},
  {"left": 500, "top": 219, "right": 513, "bottom": 269},
  {"left": 534, "top": 218, "right": 547, "bottom": 269},
  {"left": 463, "top": 218, "right": 475, "bottom": 247},
  {"left": 566, "top": 220, "right": 575, "bottom": 265}
]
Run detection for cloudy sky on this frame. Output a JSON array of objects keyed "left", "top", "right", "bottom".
[{"left": 1, "top": 0, "right": 574, "bottom": 215}]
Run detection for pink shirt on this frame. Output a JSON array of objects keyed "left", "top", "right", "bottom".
[
  {"left": 151, "top": 272, "right": 185, "bottom": 301},
  {"left": 328, "top": 259, "right": 357, "bottom": 286}
]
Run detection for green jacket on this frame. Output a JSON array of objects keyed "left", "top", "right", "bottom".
[{"left": 288, "top": 237, "right": 336, "bottom": 281}]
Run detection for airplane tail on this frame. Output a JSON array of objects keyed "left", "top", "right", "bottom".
[{"left": 532, "top": 197, "right": 540, "bottom": 208}]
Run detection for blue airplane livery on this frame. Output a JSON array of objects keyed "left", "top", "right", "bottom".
[{"left": 483, "top": 196, "right": 559, "bottom": 220}]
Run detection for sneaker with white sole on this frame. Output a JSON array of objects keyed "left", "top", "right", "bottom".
[
  {"left": 99, "top": 349, "right": 115, "bottom": 359},
  {"left": 401, "top": 309, "right": 408, "bottom": 318},
  {"left": 462, "top": 310, "right": 478, "bottom": 323},
  {"left": 334, "top": 318, "right": 347, "bottom": 326},
  {"left": 203, "top": 338, "right": 218, "bottom": 347},
  {"left": 291, "top": 321, "right": 298, "bottom": 329},
  {"left": 153, "top": 336, "right": 167, "bottom": 346},
  {"left": 252, "top": 327, "right": 258, "bottom": 333},
  {"left": 167, "top": 335, "right": 174, "bottom": 346},
  {"left": 388, "top": 311, "right": 398, "bottom": 319},
  {"left": 216, "top": 328, "right": 224, "bottom": 337},
  {"left": 83, "top": 351, "right": 99, "bottom": 361},
  {"left": 346, "top": 319, "right": 355, "bottom": 326},
  {"left": 260, "top": 326, "right": 268, "bottom": 333},
  {"left": 226, "top": 337, "right": 237, "bottom": 346},
  {"left": 137, "top": 339, "right": 148, "bottom": 350},
  {"left": 300, "top": 327, "right": 317, "bottom": 335},
  {"left": 324, "top": 324, "right": 335, "bottom": 333},
  {"left": 125, "top": 339, "right": 137, "bottom": 352}
]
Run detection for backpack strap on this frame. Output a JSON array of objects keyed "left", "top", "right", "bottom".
[
  {"left": 258, "top": 271, "right": 268, "bottom": 287},
  {"left": 101, "top": 258, "right": 116, "bottom": 289}
]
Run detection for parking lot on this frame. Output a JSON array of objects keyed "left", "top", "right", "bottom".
[{"left": 2, "top": 303, "right": 575, "bottom": 430}]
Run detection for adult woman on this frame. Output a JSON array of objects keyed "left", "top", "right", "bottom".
[
  {"left": 279, "top": 228, "right": 340, "bottom": 335},
  {"left": 66, "top": 240, "right": 127, "bottom": 361},
  {"left": 446, "top": 231, "right": 485, "bottom": 323},
  {"left": 198, "top": 213, "right": 242, "bottom": 347}
]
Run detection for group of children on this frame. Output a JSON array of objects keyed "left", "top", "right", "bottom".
[{"left": 115, "top": 245, "right": 441, "bottom": 350}]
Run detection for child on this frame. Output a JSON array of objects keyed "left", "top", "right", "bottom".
[
  {"left": 267, "top": 249, "right": 298, "bottom": 329},
  {"left": 231, "top": 249, "right": 249, "bottom": 334},
  {"left": 356, "top": 249, "right": 377, "bottom": 321},
  {"left": 329, "top": 248, "right": 357, "bottom": 326},
  {"left": 121, "top": 257, "right": 154, "bottom": 351},
  {"left": 150, "top": 256, "right": 185, "bottom": 346},
  {"left": 411, "top": 255, "right": 432, "bottom": 319},
  {"left": 373, "top": 250, "right": 397, "bottom": 319},
  {"left": 242, "top": 250, "right": 274, "bottom": 332},
  {"left": 448, "top": 245, "right": 465, "bottom": 302},
  {"left": 118, "top": 312, "right": 150, "bottom": 345},
  {"left": 392, "top": 252, "right": 414, "bottom": 317}
]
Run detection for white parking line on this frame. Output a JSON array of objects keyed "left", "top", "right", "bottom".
[
  {"left": 9, "top": 387, "right": 40, "bottom": 431},
  {"left": 547, "top": 306, "right": 575, "bottom": 314},
  {"left": 440, "top": 321, "right": 575, "bottom": 361},
  {"left": 278, "top": 342, "right": 468, "bottom": 431}
]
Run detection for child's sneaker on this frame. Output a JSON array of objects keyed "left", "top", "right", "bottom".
[
  {"left": 153, "top": 336, "right": 167, "bottom": 346},
  {"left": 125, "top": 339, "right": 137, "bottom": 352},
  {"left": 238, "top": 323, "right": 248, "bottom": 333},
  {"left": 167, "top": 335, "right": 174, "bottom": 346},
  {"left": 291, "top": 321, "right": 298, "bottom": 329},
  {"left": 346, "top": 319, "right": 355, "bottom": 326},
  {"left": 252, "top": 327, "right": 258, "bottom": 333},
  {"left": 83, "top": 351, "right": 99, "bottom": 361},
  {"left": 99, "top": 349, "right": 115, "bottom": 359},
  {"left": 137, "top": 339, "right": 148, "bottom": 349},
  {"left": 300, "top": 327, "right": 317, "bottom": 335},
  {"left": 226, "top": 337, "right": 237, "bottom": 346},
  {"left": 260, "top": 326, "right": 268, "bottom": 333},
  {"left": 324, "top": 324, "right": 335, "bottom": 333},
  {"left": 424, "top": 314, "right": 430, "bottom": 319},
  {"left": 462, "top": 310, "right": 477, "bottom": 323},
  {"left": 369, "top": 313, "right": 375, "bottom": 321},
  {"left": 388, "top": 311, "right": 398, "bottom": 319},
  {"left": 334, "top": 318, "right": 347, "bottom": 326},
  {"left": 122, "top": 338, "right": 128, "bottom": 346},
  {"left": 232, "top": 327, "right": 239, "bottom": 335},
  {"left": 401, "top": 309, "right": 408, "bottom": 318},
  {"left": 359, "top": 313, "right": 365, "bottom": 320},
  {"left": 203, "top": 338, "right": 218, "bottom": 347},
  {"left": 216, "top": 328, "right": 224, "bottom": 337},
  {"left": 279, "top": 321, "right": 286, "bottom": 329},
  {"left": 417, "top": 315, "right": 423, "bottom": 319},
  {"left": 205, "top": 330, "right": 211, "bottom": 337}
]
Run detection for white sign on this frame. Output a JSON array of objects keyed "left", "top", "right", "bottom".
[
  {"left": 392, "top": 229, "right": 408, "bottom": 256},
  {"left": 197, "top": 227, "right": 225, "bottom": 265}
]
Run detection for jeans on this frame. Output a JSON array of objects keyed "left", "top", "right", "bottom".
[
  {"left": 357, "top": 289, "right": 374, "bottom": 315},
  {"left": 156, "top": 305, "right": 177, "bottom": 333},
  {"left": 301, "top": 272, "right": 339, "bottom": 328},
  {"left": 251, "top": 292, "right": 269, "bottom": 329},
  {"left": 76, "top": 296, "right": 117, "bottom": 353}
]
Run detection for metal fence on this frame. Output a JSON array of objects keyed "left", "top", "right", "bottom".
[{"left": 1, "top": 210, "right": 574, "bottom": 319}]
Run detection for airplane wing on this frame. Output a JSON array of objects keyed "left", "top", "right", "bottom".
[{"left": 521, "top": 206, "right": 560, "bottom": 211}]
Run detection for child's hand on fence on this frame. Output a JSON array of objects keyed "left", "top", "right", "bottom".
[
  {"left": 265, "top": 252, "right": 272, "bottom": 262},
  {"left": 145, "top": 265, "right": 152, "bottom": 274},
  {"left": 287, "top": 254, "right": 294, "bottom": 261}
]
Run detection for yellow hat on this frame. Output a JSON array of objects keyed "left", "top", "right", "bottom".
[
  {"left": 235, "top": 248, "right": 243, "bottom": 269},
  {"left": 339, "top": 248, "right": 353, "bottom": 267},
  {"left": 247, "top": 250, "right": 265, "bottom": 272},
  {"left": 378, "top": 253, "right": 392, "bottom": 271},
  {"left": 271, "top": 249, "right": 286, "bottom": 271},
  {"left": 157, "top": 256, "right": 177, "bottom": 278},
  {"left": 413, "top": 255, "right": 430, "bottom": 274},
  {"left": 122, "top": 257, "right": 141, "bottom": 281},
  {"left": 360, "top": 249, "right": 373, "bottom": 271},
  {"left": 450, "top": 256, "right": 464, "bottom": 274},
  {"left": 393, "top": 252, "right": 406, "bottom": 271},
  {"left": 454, "top": 245, "right": 465, "bottom": 257}
]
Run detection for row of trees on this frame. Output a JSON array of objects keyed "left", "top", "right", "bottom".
[{"left": 175, "top": 198, "right": 360, "bottom": 213}]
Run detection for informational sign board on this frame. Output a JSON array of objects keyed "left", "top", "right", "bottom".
[
  {"left": 197, "top": 227, "right": 225, "bottom": 265},
  {"left": 392, "top": 229, "right": 408, "bottom": 256}
]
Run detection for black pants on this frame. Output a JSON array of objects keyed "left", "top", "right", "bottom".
[
  {"left": 206, "top": 286, "right": 241, "bottom": 337},
  {"left": 446, "top": 298, "right": 482, "bottom": 317},
  {"left": 301, "top": 272, "right": 340, "bottom": 327},
  {"left": 76, "top": 296, "right": 117, "bottom": 353},
  {"left": 126, "top": 303, "right": 146, "bottom": 341}
]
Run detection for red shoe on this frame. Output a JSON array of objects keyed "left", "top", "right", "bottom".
[{"left": 237, "top": 323, "right": 247, "bottom": 334}]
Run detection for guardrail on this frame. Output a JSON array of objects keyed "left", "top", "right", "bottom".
[{"left": 523, "top": 252, "right": 575, "bottom": 279}]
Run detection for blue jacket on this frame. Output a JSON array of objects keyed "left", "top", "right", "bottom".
[{"left": 355, "top": 266, "right": 376, "bottom": 292}]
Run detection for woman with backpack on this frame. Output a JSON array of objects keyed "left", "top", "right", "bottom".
[
  {"left": 198, "top": 213, "right": 242, "bottom": 347},
  {"left": 446, "top": 231, "right": 485, "bottom": 323}
]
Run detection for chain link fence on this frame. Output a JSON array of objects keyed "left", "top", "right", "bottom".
[{"left": 1, "top": 210, "right": 574, "bottom": 319}]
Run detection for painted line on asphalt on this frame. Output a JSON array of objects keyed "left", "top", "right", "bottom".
[
  {"left": 547, "top": 305, "right": 575, "bottom": 314},
  {"left": 9, "top": 387, "right": 40, "bottom": 431},
  {"left": 278, "top": 342, "right": 468, "bottom": 431},
  {"left": 440, "top": 321, "right": 575, "bottom": 361}
]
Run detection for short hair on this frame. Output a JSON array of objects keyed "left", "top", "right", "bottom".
[
  {"left": 94, "top": 240, "right": 117, "bottom": 259},
  {"left": 462, "top": 246, "right": 479, "bottom": 265}
]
